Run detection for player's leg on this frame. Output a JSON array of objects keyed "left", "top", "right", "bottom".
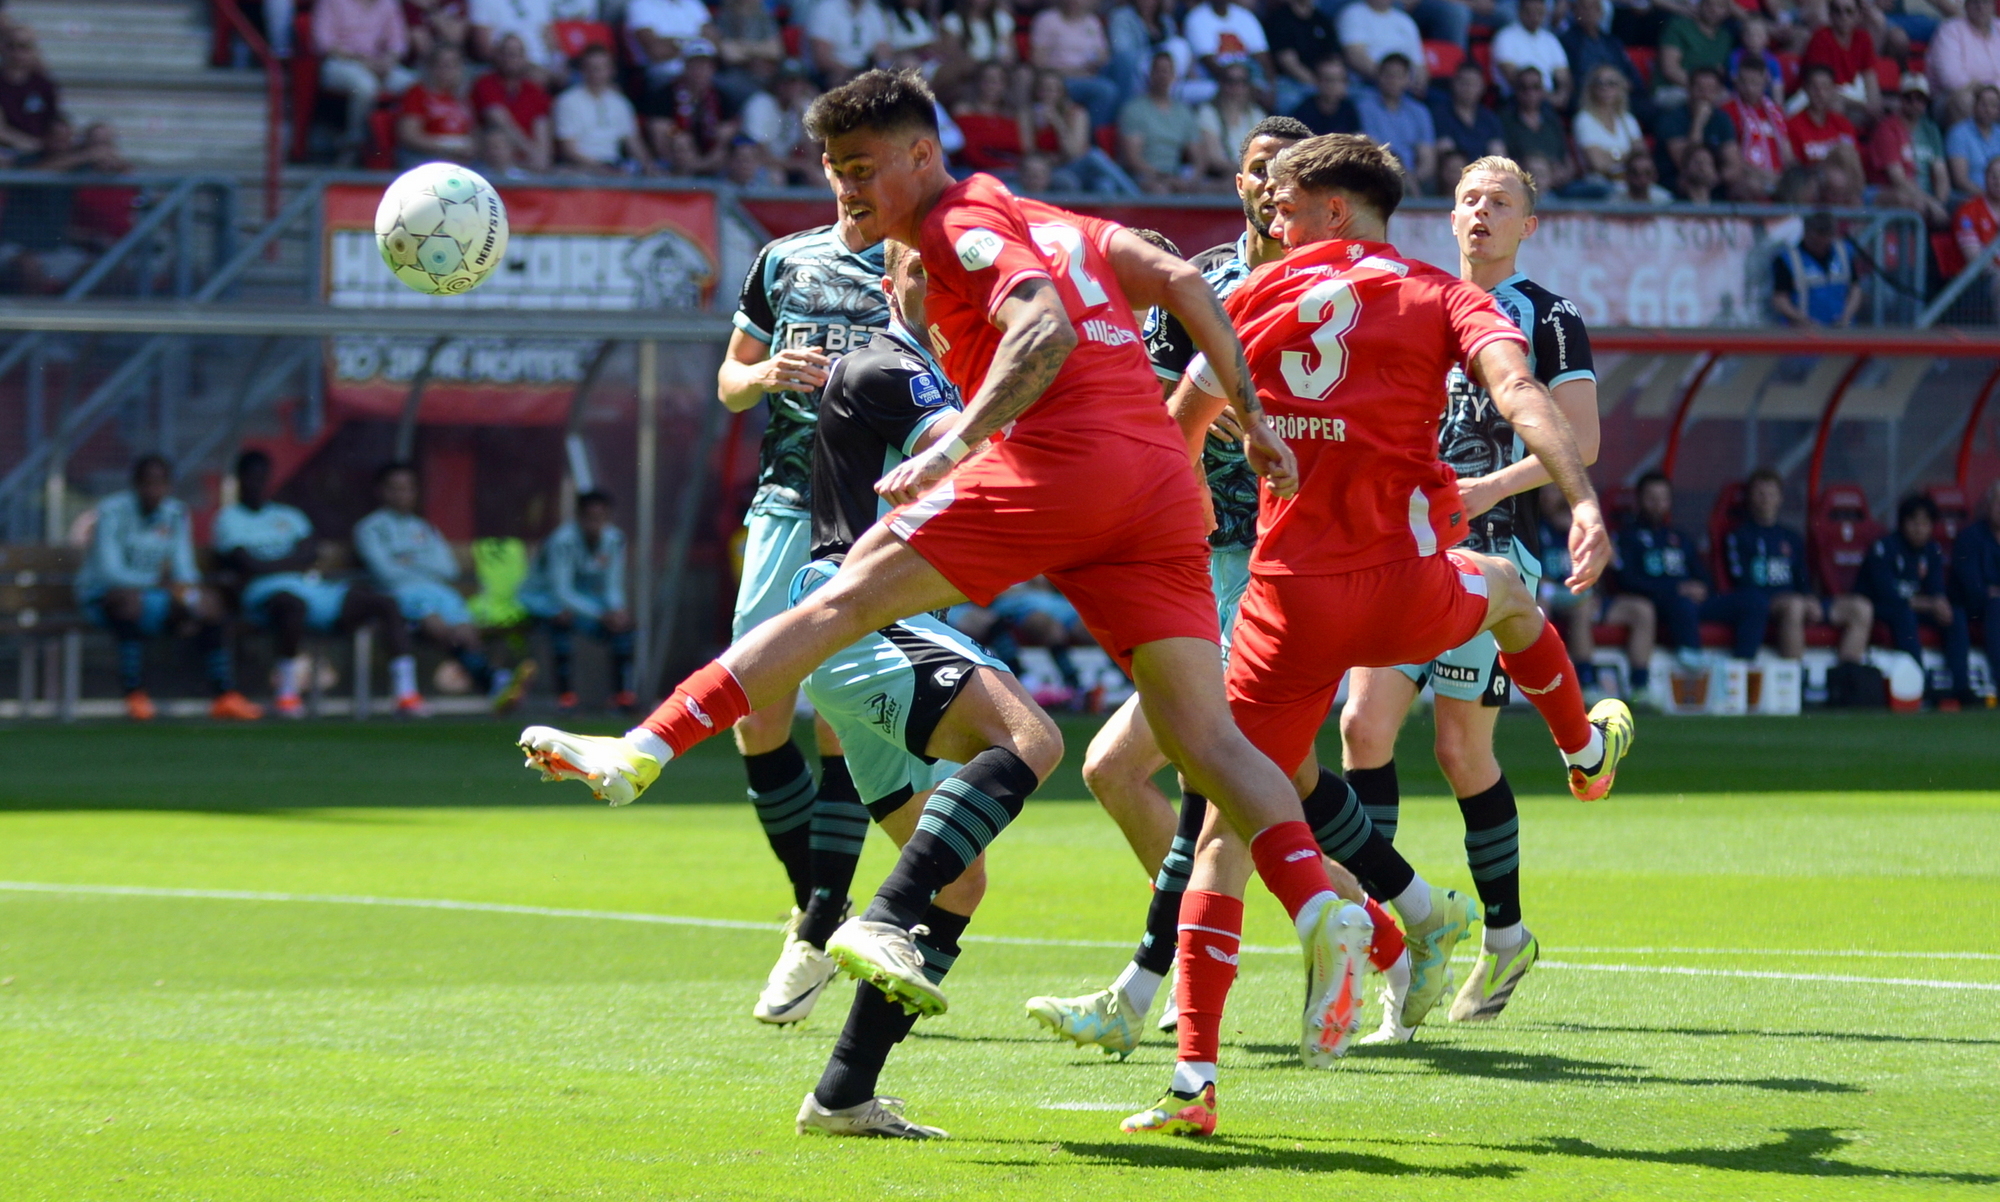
[
  {"left": 1604, "top": 593, "right": 1658, "bottom": 695},
  {"left": 824, "top": 662, "right": 1060, "bottom": 1017},
  {"left": 544, "top": 612, "right": 579, "bottom": 708},
  {"left": 1338, "top": 666, "right": 1423, "bottom": 845},
  {"left": 96, "top": 587, "right": 154, "bottom": 715},
  {"left": 182, "top": 585, "right": 259, "bottom": 719},
  {"left": 266, "top": 591, "right": 312, "bottom": 716},
  {"left": 336, "top": 585, "right": 420, "bottom": 710},
  {"left": 1704, "top": 588, "right": 1771, "bottom": 662},
  {"left": 1937, "top": 601, "right": 1976, "bottom": 703},
  {"left": 800, "top": 786, "right": 981, "bottom": 1141},
  {"left": 1080, "top": 696, "right": 1175, "bottom": 872},
  {"left": 1772, "top": 591, "right": 1810, "bottom": 660},
  {"left": 1830, "top": 593, "right": 1875, "bottom": 664},
  {"left": 1468, "top": 552, "right": 1635, "bottom": 801},
  {"left": 1430, "top": 694, "right": 1539, "bottom": 1023}
]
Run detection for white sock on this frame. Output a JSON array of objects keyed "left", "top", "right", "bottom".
[
  {"left": 276, "top": 655, "right": 309, "bottom": 701},
  {"left": 627, "top": 727, "right": 674, "bottom": 764},
  {"left": 1484, "top": 921, "right": 1526, "bottom": 954},
  {"left": 1112, "top": 962, "right": 1164, "bottom": 1016},
  {"left": 1292, "top": 890, "right": 1336, "bottom": 944},
  {"left": 1562, "top": 726, "right": 1606, "bottom": 770},
  {"left": 1169, "top": 1060, "right": 1216, "bottom": 1095},
  {"left": 1391, "top": 877, "right": 1433, "bottom": 925},
  {"left": 1383, "top": 949, "right": 1412, "bottom": 1016},
  {"left": 389, "top": 654, "right": 417, "bottom": 699}
]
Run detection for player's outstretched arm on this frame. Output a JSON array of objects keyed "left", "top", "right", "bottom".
[
  {"left": 716, "top": 328, "right": 831, "bottom": 413},
  {"left": 1459, "top": 377, "right": 1600, "bottom": 518},
  {"left": 876, "top": 278, "right": 1075, "bottom": 505},
  {"left": 1102, "top": 228, "right": 1258, "bottom": 429},
  {"left": 1473, "top": 340, "right": 1609, "bottom": 592}
]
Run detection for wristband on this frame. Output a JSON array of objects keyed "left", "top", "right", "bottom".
[{"left": 939, "top": 434, "right": 972, "bottom": 464}]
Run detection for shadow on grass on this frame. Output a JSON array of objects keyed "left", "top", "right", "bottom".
[
  {"left": 1496, "top": 1127, "right": 2000, "bottom": 1185},
  {"left": 976, "top": 1136, "right": 1522, "bottom": 1178},
  {"left": 1236, "top": 1041, "right": 1864, "bottom": 1094},
  {"left": 1526, "top": 1019, "right": 2000, "bottom": 1048}
]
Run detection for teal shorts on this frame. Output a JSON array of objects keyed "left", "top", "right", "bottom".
[
  {"left": 733, "top": 510, "right": 812, "bottom": 641},
  {"left": 1394, "top": 544, "right": 1534, "bottom": 704},
  {"left": 792, "top": 559, "right": 1007, "bottom": 810},
  {"left": 393, "top": 580, "right": 470, "bottom": 626},
  {"left": 1211, "top": 544, "right": 1252, "bottom": 658},
  {"left": 244, "top": 574, "right": 350, "bottom": 631}
]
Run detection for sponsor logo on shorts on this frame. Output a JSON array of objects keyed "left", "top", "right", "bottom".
[
  {"left": 932, "top": 663, "right": 969, "bottom": 689},
  {"left": 1285, "top": 848, "right": 1318, "bottom": 863},
  {"left": 865, "top": 691, "right": 902, "bottom": 733},
  {"left": 1271, "top": 414, "right": 1346, "bottom": 442},
  {"left": 1204, "top": 944, "right": 1240, "bottom": 966},
  {"left": 684, "top": 697, "right": 714, "bottom": 728},
  {"left": 1517, "top": 673, "right": 1564, "bottom": 696},
  {"left": 1432, "top": 662, "right": 1481, "bottom": 684},
  {"left": 955, "top": 228, "right": 1005, "bottom": 271}
]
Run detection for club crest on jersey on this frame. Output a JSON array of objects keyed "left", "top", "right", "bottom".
[{"left": 955, "top": 228, "right": 1005, "bottom": 271}]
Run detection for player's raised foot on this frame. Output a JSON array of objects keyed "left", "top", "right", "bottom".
[
  {"left": 1356, "top": 986, "right": 1416, "bottom": 1046},
  {"left": 518, "top": 725, "right": 663, "bottom": 806},
  {"left": 210, "top": 691, "right": 264, "bottom": 721},
  {"left": 273, "top": 695, "right": 306, "bottom": 720},
  {"left": 1450, "top": 931, "right": 1539, "bottom": 1023},
  {"left": 1025, "top": 987, "right": 1144, "bottom": 1059},
  {"left": 1400, "top": 887, "right": 1477, "bottom": 1028},
  {"left": 1120, "top": 1085, "right": 1217, "bottom": 1137},
  {"left": 796, "top": 1093, "right": 947, "bottom": 1139},
  {"left": 755, "top": 909, "right": 838, "bottom": 1025},
  {"left": 492, "top": 660, "right": 535, "bottom": 714},
  {"left": 1300, "top": 900, "right": 1372, "bottom": 1067},
  {"left": 824, "top": 919, "right": 947, "bottom": 1017},
  {"left": 124, "top": 690, "right": 156, "bottom": 722},
  {"left": 1568, "top": 698, "right": 1636, "bottom": 802}
]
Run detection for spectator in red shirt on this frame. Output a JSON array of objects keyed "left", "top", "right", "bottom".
[
  {"left": 396, "top": 44, "right": 476, "bottom": 167},
  {"left": 645, "top": 39, "right": 737, "bottom": 176},
  {"left": 0, "top": 26, "right": 62, "bottom": 163},
  {"left": 951, "top": 60, "right": 1025, "bottom": 173},
  {"left": 1787, "top": 64, "right": 1862, "bottom": 179},
  {"left": 1955, "top": 156, "right": 2000, "bottom": 265},
  {"left": 1870, "top": 74, "right": 1950, "bottom": 226},
  {"left": 1802, "top": 0, "right": 1880, "bottom": 116},
  {"left": 1724, "top": 55, "right": 1792, "bottom": 199},
  {"left": 471, "top": 32, "right": 552, "bottom": 172}
]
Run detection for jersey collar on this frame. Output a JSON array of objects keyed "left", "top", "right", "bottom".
[{"left": 883, "top": 316, "right": 959, "bottom": 401}]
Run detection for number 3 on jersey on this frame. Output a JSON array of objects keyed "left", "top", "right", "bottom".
[
  {"left": 1280, "top": 278, "right": 1360, "bottom": 401},
  {"left": 1029, "top": 222, "right": 1109, "bottom": 308}
]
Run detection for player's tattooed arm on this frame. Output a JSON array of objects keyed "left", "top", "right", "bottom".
[
  {"left": 1104, "top": 229, "right": 1259, "bottom": 426},
  {"left": 1473, "top": 340, "right": 1610, "bottom": 592},
  {"left": 1167, "top": 363, "right": 1299, "bottom": 499},
  {"left": 875, "top": 278, "right": 1075, "bottom": 505}
]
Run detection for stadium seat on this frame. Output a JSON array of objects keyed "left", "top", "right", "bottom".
[
  {"left": 1626, "top": 46, "right": 1655, "bottom": 86},
  {"left": 1933, "top": 230, "right": 1967, "bottom": 281},
  {"left": 1874, "top": 57, "right": 1902, "bottom": 94},
  {"left": 552, "top": 21, "right": 616, "bottom": 59},
  {"left": 1424, "top": 40, "right": 1466, "bottom": 79},
  {"left": 1775, "top": 51, "right": 1802, "bottom": 95},
  {"left": 1929, "top": 484, "right": 1970, "bottom": 544},
  {"left": 365, "top": 106, "right": 397, "bottom": 171},
  {"left": 782, "top": 24, "right": 803, "bottom": 59},
  {"left": 1470, "top": 40, "right": 1493, "bottom": 77},
  {"left": 1810, "top": 483, "right": 1882, "bottom": 597}
]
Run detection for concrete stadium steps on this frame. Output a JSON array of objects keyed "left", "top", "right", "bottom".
[{"left": 9, "top": 0, "right": 267, "bottom": 174}]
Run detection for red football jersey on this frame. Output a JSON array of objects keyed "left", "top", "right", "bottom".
[
  {"left": 1223, "top": 238, "right": 1526, "bottom": 577},
  {"left": 918, "top": 173, "right": 1179, "bottom": 449}
]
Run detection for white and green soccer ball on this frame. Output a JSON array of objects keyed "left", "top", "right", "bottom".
[{"left": 375, "top": 162, "right": 509, "bottom": 296}]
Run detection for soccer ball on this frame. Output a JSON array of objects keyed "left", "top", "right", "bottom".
[{"left": 375, "top": 162, "right": 509, "bottom": 296}]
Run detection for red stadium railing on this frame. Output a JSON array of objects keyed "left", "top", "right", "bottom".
[{"left": 209, "top": 0, "right": 282, "bottom": 218}]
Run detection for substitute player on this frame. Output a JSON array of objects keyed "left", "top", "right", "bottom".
[
  {"left": 1338, "top": 156, "right": 1600, "bottom": 1040},
  {"left": 1028, "top": 117, "right": 1422, "bottom": 1059},
  {"left": 520, "top": 70, "right": 1378, "bottom": 1079},
  {"left": 1122, "top": 135, "right": 1633, "bottom": 1138},
  {"left": 792, "top": 240, "right": 1061, "bottom": 1140},
  {"left": 718, "top": 213, "right": 886, "bottom": 1020}
]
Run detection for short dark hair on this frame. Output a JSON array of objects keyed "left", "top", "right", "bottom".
[
  {"left": 1127, "top": 227, "right": 1181, "bottom": 257},
  {"left": 1636, "top": 470, "right": 1671, "bottom": 494},
  {"left": 131, "top": 453, "right": 171, "bottom": 483},
  {"left": 1454, "top": 58, "right": 1485, "bottom": 77},
  {"left": 1690, "top": 65, "right": 1724, "bottom": 86},
  {"left": 1240, "top": 115, "right": 1311, "bottom": 164},
  {"left": 1378, "top": 52, "right": 1412, "bottom": 74},
  {"left": 235, "top": 449, "right": 272, "bottom": 478},
  {"left": 1802, "top": 62, "right": 1836, "bottom": 85},
  {"left": 1747, "top": 466, "right": 1783, "bottom": 492},
  {"left": 806, "top": 69, "right": 938, "bottom": 142},
  {"left": 576, "top": 489, "right": 613, "bottom": 511},
  {"left": 576, "top": 42, "right": 612, "bottom": 65},
  {"left": 375, "top": 461, "right": 418, "bottom": 487},
  {"left": 1898, "top": 492, "right": 1940, "bottom": 525},
  {"left": 1268, "top": 133, "right": 1405, "bottom": 224}
]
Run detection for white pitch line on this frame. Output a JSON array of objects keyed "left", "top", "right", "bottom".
[{"left": 3, "top": 881, "right": 1997, "bottom": 993}]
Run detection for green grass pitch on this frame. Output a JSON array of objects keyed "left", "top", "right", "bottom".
[{"left": 2, "top": 711, "right": 1997, "bottom": 1200}]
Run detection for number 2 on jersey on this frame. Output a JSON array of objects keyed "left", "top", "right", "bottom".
[
  {"left": 1028, "top": 222, "right": 1109, "bottom": 308},
  {"left": 1280, "top": 278, "right": 1359, "bottom": 401}
]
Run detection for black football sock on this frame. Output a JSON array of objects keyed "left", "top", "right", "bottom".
[
  {"left": 800, "top": 756, "right": 866, "bottom": 949},
  {"left": 1458, "top": 774, "right": 1523, "bottom": 931},
  {"left": 1300, "top": 765, "right": 1416, "bottom": 902},
  {"left": 196, "top": 621, "right": 235, "bottom": 696},
  {"left": 863, "top": 748, "right": 1038, "bottom": 929},
  {"left": 454, "top": 645, "right": 495, "bottom": 692},
  {"left": 744, "top": 739, "right": 815, "bottom": 910},
  {"left": 1133, "top": 787, "right": 1206, "bottom": 976},
  {"left": 548, "top": 624, "right": 576, "bottom": 695},
  {"left": 608, "top": 627, "right": 636, "bottom": 695},
  {"left": 1048, "top": 644, "right": 1083, "bottom": 691},
  {"left": 1347, "top": 760, "right": 1400, "bottom": 844},
  {"left": 815, "top": 905, "right": 970, "bottom": 1111}
]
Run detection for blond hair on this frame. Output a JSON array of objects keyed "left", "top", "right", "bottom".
[{"left": 1460, "top": 155, "right": 1539, "bottom": 213}]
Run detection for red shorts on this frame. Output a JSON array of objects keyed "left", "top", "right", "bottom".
[
  {"left": 1225, "top": 551, "right": 1493, "bottom": 774},
  {"left": 888, "top": 428, "right": 1218, "bottom": 671}
]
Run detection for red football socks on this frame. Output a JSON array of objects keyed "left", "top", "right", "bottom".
[
  {"left": 1363, "top": 897, "right": 1404, "bottom": 971},
  {"left": 1174, "top": 890, "right": 1244, "bottom": 1067},
  {"left": 639, "top": 661, "right": 751, "bottom": 757},
  {"left": 1249, "top": 820, "right": 1336, "bottom": 920},
  {"left": 1500, "top": 619, "right": 1593, "bottom": 755}
]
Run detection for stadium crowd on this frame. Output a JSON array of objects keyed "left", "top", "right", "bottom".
[{"left": 268, "top": 0, "right": 2000, "bottom": 217}]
